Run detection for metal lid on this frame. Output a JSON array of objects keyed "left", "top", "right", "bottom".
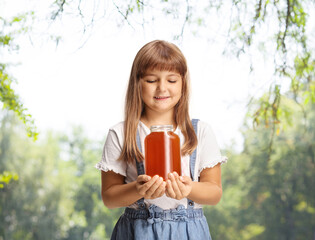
[{"left": 150, "top": 125, "right": 174, "bottom": 132}]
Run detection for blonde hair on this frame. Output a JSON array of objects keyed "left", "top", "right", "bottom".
[{"left": 119, "top": 40, "right": 197, "bottom": 163}]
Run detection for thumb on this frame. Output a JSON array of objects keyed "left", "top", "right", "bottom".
[
  {"left": 180, "top": 176, "right": 191, "bottom": 183},
  {"left": 138, "top": 175, "right": 151, "bottom": 183}
]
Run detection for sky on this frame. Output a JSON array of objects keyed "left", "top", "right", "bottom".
[{"left": 1, "top": 0, "right": 277, "bottom": 152}]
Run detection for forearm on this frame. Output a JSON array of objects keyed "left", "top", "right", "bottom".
[
  {"left": 102, "top": 181, "right": 142, "bottom": 209},
  {"left": 188, "top": 181, "right": 222, "bottom": 205}
]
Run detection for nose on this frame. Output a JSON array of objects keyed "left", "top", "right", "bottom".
[{"left": 157, "top": 80, "right": 167, "bottom": 92}]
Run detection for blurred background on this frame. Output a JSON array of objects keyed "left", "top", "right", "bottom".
[{"left": 0, "top": 0, "right": 314, "bottom": 239}]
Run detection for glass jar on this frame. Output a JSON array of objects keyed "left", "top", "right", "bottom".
[{"left": 144, "top": 125, "right": 181, "bottom": 180}]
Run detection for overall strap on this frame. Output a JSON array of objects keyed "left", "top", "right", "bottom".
[
  {"left": 135, "top": 129, "right": 146, "bottom": 209},
  {"left": 190, "top": 119, "right": 199, "bottom": 181},
  {"left": 135, "top": 130, "right": 145, "bottom": 176},
  {"left": 187, "top": 118, "right": 199, "bottom": 209}
]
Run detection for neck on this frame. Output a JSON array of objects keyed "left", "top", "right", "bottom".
[{"left": 141, "top": 109, "right": 176, "bottom": 129}]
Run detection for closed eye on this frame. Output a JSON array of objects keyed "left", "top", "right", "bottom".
[
  {"left": 168, "top": 80, "right": 177, "bottom": 83},
  {"left": 146, "top": 80, "right": 157, "bottom": 83}
]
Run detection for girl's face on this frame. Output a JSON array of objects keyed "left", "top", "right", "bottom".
[{"left": 140, "top": 69, "right": 182, "bottom": 115}]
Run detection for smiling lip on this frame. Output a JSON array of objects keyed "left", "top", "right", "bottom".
[{"left": 154, "top": 96, "right": 170, "bottom": 100}]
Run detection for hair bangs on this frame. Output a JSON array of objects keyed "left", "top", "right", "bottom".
[{"left": 137, "top": 43, "right": 187, "bottom": 78}]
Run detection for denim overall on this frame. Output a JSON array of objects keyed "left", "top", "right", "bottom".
[{"left": 111, "top": 119, "right": 212, "bottom": 240}]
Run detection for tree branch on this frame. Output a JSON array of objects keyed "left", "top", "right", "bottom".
[
  {"left": 51, "top": 0, "right": 66, "bottom": 20},
  {"left": 112, "top": 0, "right": 135, "bottom": 29},
  {"left": 181, "top": 0, "right": 190, "bottom": 38}
]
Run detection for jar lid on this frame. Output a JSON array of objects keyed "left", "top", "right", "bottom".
[{"left": 150, "top": 125, "right": 174, "bottom": 132}]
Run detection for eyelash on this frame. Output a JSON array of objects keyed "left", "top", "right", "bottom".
[{"left": 146, "top": 80, "right": 177, "bottom": 83}]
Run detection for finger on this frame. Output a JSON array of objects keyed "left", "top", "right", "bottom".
[
  {"left": 138, "top": 175, "right": 158, "bottom": 195},
  {"left": 137, "top": 175, "right": 151, "bottom": 184},
  {"left": 174, "top": 172, "right": 189, "bottom": 186},
  {"left": 165, "top": 191, "right": 170, "bottom": 198},
  {"left": 166, "top": 179, "right": 176, "bottom": 198},
  {"left": 145, "top": 176, "right": 163, "bottom": 198},
  {"left": 176, "top": 177, "right": 186, "bottom": 193},
  {"left": 165, "top": 186, "right": 171, "bottom": 198},
  {"left": 173, "top": 172, "right": 185, "bottom": 188},
  {"left": 173, "top": 171, "right": 180, "bottom": 178},
  {"left": 136, "top": 175, "right": 151, "bottom": 193},
  {"left": 169, "top": 173, "right": 182, "bottom": 199},
  {"left": 151, "top": 181, "right": 166, "bottom": 198}
]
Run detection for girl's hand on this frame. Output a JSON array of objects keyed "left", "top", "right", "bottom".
[
  {"left": 136, "top": 175, "right": 166, "bottom": 199},
  {"left": 165, "top": 172, "right": 192, "bottom": 200}
]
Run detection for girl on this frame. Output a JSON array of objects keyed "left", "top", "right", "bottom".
[{"left": 95, "top": 40, "right": 227, "bottom": 240}]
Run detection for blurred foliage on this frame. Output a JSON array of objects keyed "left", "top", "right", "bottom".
[
  {"left": 0, "top": 13, "right": 38, "bottom": 141},
  {"left": 205, "top": 97, "right": 315, "bottom": 239},
  {"left": 1, "top": 12, "right": 38, "bottom": 192},
  {"left": 0, "top": 171, "right": 18, "bottom": 188},
  {"left": 0, "top": 112, "right": 123, "bottom": 239}
]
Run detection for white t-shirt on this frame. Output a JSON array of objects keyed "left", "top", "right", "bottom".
[{"left": 95, "top": 120, "right": 227, "bottom": 210}]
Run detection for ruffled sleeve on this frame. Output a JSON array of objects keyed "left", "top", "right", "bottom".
[
  {"left": 197, "top": 121, "right": 228, "bottom": 177},
  {"left": 95, "top": 129, "right": 127, "bottom": 177}
]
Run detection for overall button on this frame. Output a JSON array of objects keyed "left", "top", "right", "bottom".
[
  {"left": 188, "top": 201, "right": 194, "bottom": 206},
  {"left": 139, "top": 202, "right": 146, "bottom": 208}
]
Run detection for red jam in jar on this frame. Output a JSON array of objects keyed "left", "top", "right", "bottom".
[{"left": 144, "top": 125, "right": 181, "bottom": 180}]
